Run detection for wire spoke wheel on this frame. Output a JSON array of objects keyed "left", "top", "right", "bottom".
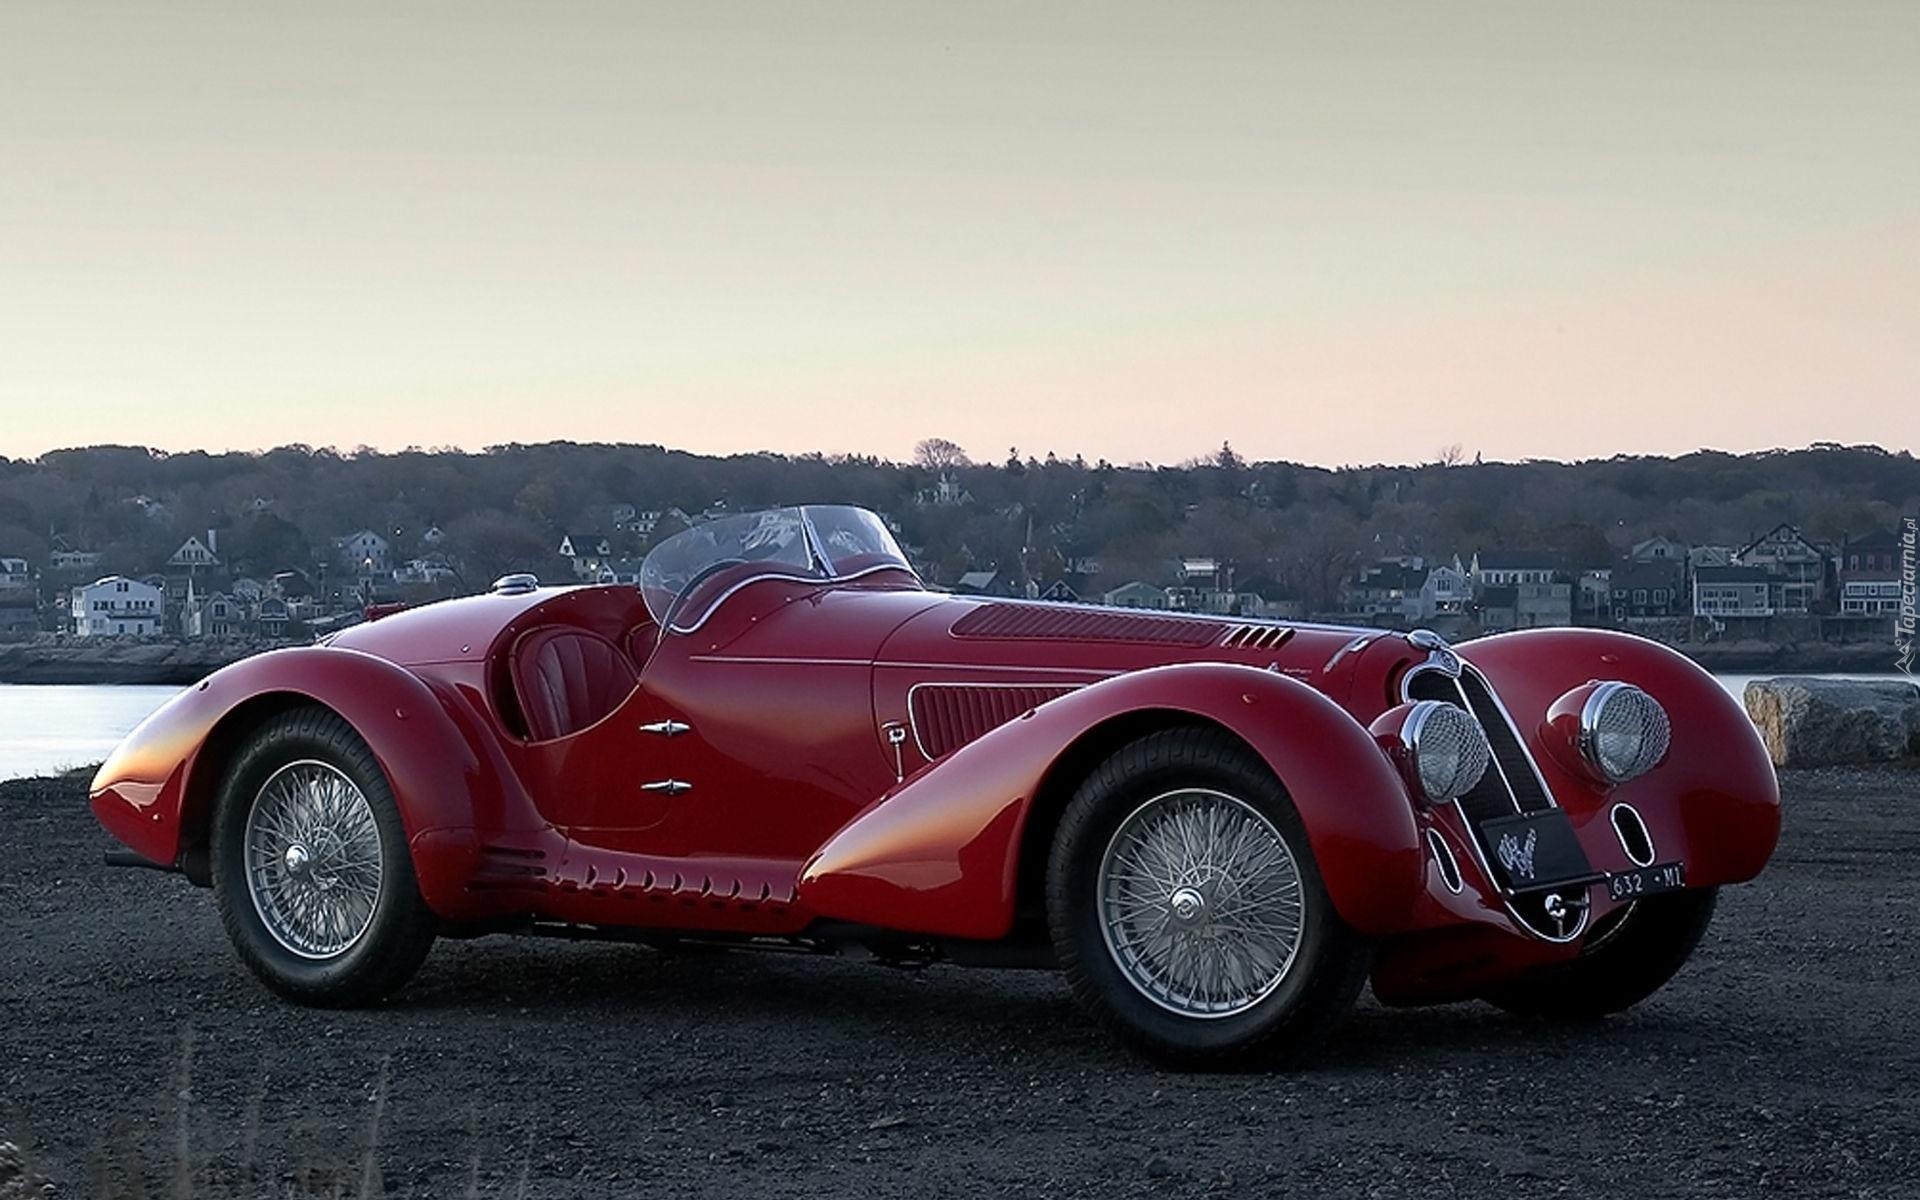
[
  {"left": 243, "top": 759, "right": 384, "bottom": 959},
  {"left": 1097, "top": 787, "right": 1306, "bottom": 1019}
]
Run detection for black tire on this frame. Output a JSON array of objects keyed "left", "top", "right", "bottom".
[
  {"left": 1046, "top": 726, "right": 1370, "bottom": 1069},
  {"left": 209, "top": 706, "right": 437, "bottom": 1006},
  {"left": 1485, "top": 888, "right": 1718, "bottom": 1019}
]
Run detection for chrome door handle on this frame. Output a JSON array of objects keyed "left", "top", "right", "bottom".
[
  {"left": 639, "top": 720, "right": 691, "bottom": 737},
  {"left": 640, "top": 779, "right": 693, "bottom": 795}
]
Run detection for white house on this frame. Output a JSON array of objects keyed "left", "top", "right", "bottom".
[
  {"left": 596, "top": 559, "right": 645, "bottom": 586},
  {"left": 392, "top": 558, "right": 457, "bottom": 586},
  {"left": 168, "top": 534, "right": 221, "bottom": 570},
  {"left": 1104, "top": 581, "right": 1172, "bottom": 610},
  {"left": 558, "top": 533, "right": 612, "bottom": 580},
  {"left": 1839, "top": 576, "right": 1902, "bottom": 617},
  {"left": 0, "top": 556, "right": 29, "bottom": 591},
  {"left": 71, "top": 576, "right": 165, "bottom": 637},
  {"left": 339, "top": 530, "right": 391, "bottom": 574}
]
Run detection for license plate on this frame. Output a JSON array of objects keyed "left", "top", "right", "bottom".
[{"left": 1606, "top": 861, "right": 1686, "bottom": 902}]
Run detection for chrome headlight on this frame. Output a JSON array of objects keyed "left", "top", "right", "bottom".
[
  {"left": 1404, "top": 700, "right": 1492, "bottom": 803},
  {"left": 1579, "top": 682, "right": 1671, "bottom": 783}
]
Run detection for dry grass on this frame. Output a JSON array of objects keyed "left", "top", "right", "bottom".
[{"left": 2, "top": 1026, "right": 539, "bottom": 1199}]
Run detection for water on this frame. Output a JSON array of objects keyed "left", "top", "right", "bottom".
[
  {"left": 0, "top": 684, "right": 185, "bottom": 782},
  {"left": 1, "top": 673, "right": 1914, "bottom": 783}
]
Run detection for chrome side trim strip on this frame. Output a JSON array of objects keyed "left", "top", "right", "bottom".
[{"left": 640, "top": 779, "right": 693, "bottom": 795}]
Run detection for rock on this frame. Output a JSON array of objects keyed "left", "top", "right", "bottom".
[{"left": 1744, "top": 677, "right": 1920, "bottom": 767}]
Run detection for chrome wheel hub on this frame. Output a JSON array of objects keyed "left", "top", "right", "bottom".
[
  {"left": 243, "top": 761, "right": 383, "bottom": 959},
  {"left": 1097, "top": 788, "right": 1307, "bottom": 1018}
]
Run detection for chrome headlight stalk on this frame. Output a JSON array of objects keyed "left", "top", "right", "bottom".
[
  {"left": 1371, "top": 699, "right": 1492, "bottom": 805},
  {"left": 1544, "top": 680, "right": 1672, "bottom": 785}
]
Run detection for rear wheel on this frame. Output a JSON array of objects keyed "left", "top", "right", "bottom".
[
  {"left": 210, "top": 707, "right": 436, "bottom": 1006},
  {"left": 1047, "top": 727, "right": 1369, "bottom": 1068},
  {"left": 1486, "top": 888, "right": 1718, "bottom": 1019}
]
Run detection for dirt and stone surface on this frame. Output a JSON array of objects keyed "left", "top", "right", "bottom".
[{"left": 4, "top": 766, "right": 1917, "bottom": 1198}]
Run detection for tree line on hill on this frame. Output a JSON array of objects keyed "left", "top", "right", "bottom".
[{"left": 0, "top": 440, "right": 1912, "bottom": 613}]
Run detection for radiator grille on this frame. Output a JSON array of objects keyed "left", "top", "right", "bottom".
[
  {"left": 909, "top": 683, "right": 1080, "bottom": 759},
  {"left": 1405, "top": 666, "right": 1552, "bottom": 822}
]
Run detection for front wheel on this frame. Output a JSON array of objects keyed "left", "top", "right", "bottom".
[
  {"left": 1485, "top": 888, "right": 1718, "bottom": 1019},
  {"left": 1047, "top": 727, "right": 1369, "bottom": 1068},
  {"left": 210, "top": 706, "right": 437, "bottom": 1006}
]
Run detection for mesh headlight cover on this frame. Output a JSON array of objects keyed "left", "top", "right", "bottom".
[
  {"left": 1407, "top": 700, "right": 1492, "bottom": 802},
  {"left": 1582, "top": 683, "right": 1672, "bottom": 783}
]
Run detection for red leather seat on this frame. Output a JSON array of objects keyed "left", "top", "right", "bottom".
[{"left": 511, "top": 627, "right": 639, "bottom": 741}]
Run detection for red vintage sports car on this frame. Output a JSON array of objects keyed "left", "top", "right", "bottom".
[{"left": 91, "top": 506, "right": 1780, "bottom": 1065}]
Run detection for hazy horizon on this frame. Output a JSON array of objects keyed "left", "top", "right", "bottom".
[
  {"left": 3, "top": 3, "right": 1914, "bottom": 467},
  {"left": 5, "top": 435, "right": 1909, "bottom": 474}
]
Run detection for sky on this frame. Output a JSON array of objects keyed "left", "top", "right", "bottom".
[{"left": 1, "top": 1, "right": 1914, "bottom": 467}]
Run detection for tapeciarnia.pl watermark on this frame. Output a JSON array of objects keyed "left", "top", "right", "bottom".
[{"left": 1898, "top": 516, "right": 1916, "bottom": 678}]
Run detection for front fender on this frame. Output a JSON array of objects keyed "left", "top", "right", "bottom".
[
  {"left": 798, "top": 663, "right": 1426, "bottom": 941},
  {"left": 1460, "top": 628, "right": 1781, "bottom": 888},
  {"left": 89, "top": 646, "right": 523, "bottom": 914}
]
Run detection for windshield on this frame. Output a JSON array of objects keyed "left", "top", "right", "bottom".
[{"left": 637, "top": 505, "right": 914, "bottom": 630}]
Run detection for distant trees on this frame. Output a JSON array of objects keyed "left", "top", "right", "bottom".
[
  {"left": 912, "top": 438, "right": 970, "bottom": 472},
  {"left": 0, "top": 441, "right": 1911, "bottom": 606}
]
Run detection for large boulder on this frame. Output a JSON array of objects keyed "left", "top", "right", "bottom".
[{"left": 1744, "top": 677, "right": 1920, "bottom": 767}]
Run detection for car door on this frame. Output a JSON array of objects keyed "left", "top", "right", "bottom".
[{"left": 520, "top": 683, "right": 686, "bottom": 854}]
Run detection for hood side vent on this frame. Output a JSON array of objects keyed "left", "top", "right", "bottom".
[
  {"left": 951, "top": 603, "right": 1226, "bottom": 646},
  {"left": 909, "top": 683, "right": 1081, "bottom": 760}
]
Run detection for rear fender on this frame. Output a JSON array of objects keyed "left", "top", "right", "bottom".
[
  {"left": 89, "top": 646, "right": 530, "bottom": 914},
  {"left": 798, "top": 662, "right": 1425, "bottom": 940}
]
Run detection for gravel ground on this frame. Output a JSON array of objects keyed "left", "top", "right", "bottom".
[{"left": 4, "top": 767, "right": 1918, "bottom": 1198}]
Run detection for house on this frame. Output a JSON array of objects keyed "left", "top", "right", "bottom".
[
  {"left": 1734, "top": 523, "right": 1832, "bottom": 613},
  {"left": 71, "top": 576, "right": 165, "bottom": 637},
  {"left": 596, "top": 559, "right": 645, "bottom": 586},
  {"left": 1346, "top": 560, "right": 1430, "bottom": 625},
  {"left": 1689, "top": 545, "right": 1735, "bottom": 570},
  {"left": 167, "top": 534, "right": 221, "bottom": 571},
  {"left": 0, "top": 597, "right": 36, "bottom": 634},
  {"left": 420, "top": 525, "right": 446, "bottom": 547},
  {"left": 48, "top": 548, "right": 103, "bottom": 573},
  {"left": 1477, "top": 586, "right": 1518, "bottom": 633},
  {"left": 271, "top": 569, "right": 315, "bottom": 601},
  {"left": 1628, "top": 535, "right": 1688, "bottom": 564},
  {"left": 1694, "top": 566, "right": 1773, "bottom": 619},
  {"left": 558, "top": 532, "right": 612, "bottom": 581},
  {"left": 1839, "top": 574, "right": 1902, "bottom": 618},
  {"left": 1608, "top": 560, "right": 1686, "bottom": 621},
  {"left": 1470, "top": 552, "right": 1569, "bottom": 627},
  {"left": 916, "top": 473, "right": 973, "bottom": 507},
  {"left": 231, "top": 577, "right": 267, "bottom": 604},
  {"left": 256, "top": 596, "right": 291, "bottom": 638},
  {"left": 338, "top": 530, "right": 391, "bottom": 575},
  {"left": 1421, "top": 563, "right": 1472, "bottom": 618},
  {"left": 186, "top": 591, "right": 240, "bottom": 638},
  {"left": 1842, "top": 528, "right": 1901, "bottom": 576},
  {"left": 0, "top": 556, "right": 29, "bottom": 591},
  {"left": 955, "top": 569, "right": 1008, "bottom": 596},
  {"left": 1470, "top": 551, "right": 1560, "bottom": 587},
  {"left": 392, "top": 558, "right": 457, "bottom": 586},
  {"left": 1035, "top": 579, "right": 1082, "bottom": 603},
  {"left": 1103, "top": 581, "right": 1172, "bottom": 610},
  {"left": 1576, "top": 569, "right": 1613, "bottom": 620}
]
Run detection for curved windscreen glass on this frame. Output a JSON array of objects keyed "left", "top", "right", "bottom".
[{"left": 637, "top": 505, "right": 913, "bottom": 629}]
